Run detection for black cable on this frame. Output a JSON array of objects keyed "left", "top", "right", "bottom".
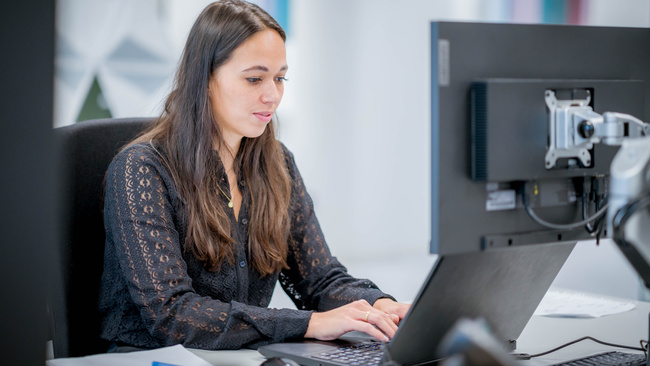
[
  {"left": 587, "top": 203, "right": 608, "bottom": 243},
  {"left": 582, "top": 177, "right": 607, "bottom": 237},
  {"left": 642, "top": 340, "right": 649, "bottom": 358},
  {"left": 594, "top": 214, "right": 605, "bottom": 244},
  {"left": 592, "top": 177, "right": 603, "bottom": 239},
  {"left": 593, "top": 188, "right": 609, "bottom": 244},
  {"left": 522, "top": 182, "right": 609, "bottom": 231},
  {"left": 528, "top": 336, "right": 646, "bottom": 358},
  {"left": 582, "top": 182, "right": 595, "bottom": 234}
]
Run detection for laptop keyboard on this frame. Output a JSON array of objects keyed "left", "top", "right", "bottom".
[
  {"left": 551, "top": 351, "right": 646, "bottom": 366},
  {"left": 312, "top": 342, "right": 384, "bottom": 366}
]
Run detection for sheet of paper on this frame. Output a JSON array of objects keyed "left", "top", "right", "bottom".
[
  {"left": 533, "top": 288, "right": 636, "bottom": 318},
  {"left": 47, "top": 344, "right": 213, "bottom": 366}
]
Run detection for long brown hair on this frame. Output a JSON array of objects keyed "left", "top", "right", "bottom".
[{"left": 130, "top": 0, "right": 291, "bottom": 276}]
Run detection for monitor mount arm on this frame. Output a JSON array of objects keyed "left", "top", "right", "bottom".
[
  {"left": 545, "top": 88, "right": 650, "bottom": 283},
  {"left": 546, "top": 89, "right": 650, "bottom": 361},
  {"left": 544, "top": 89, "right": 650, "bottom": 169},
  {"left": 608, "top": 136, "right": 650, "bottom": 366},
  {"left": 608, "top": 137, "right": 650, "bottom": 288}
]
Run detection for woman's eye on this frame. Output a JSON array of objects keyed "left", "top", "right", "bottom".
[{"left": 246, "top": 77, "right": 287, "bottom": 84}]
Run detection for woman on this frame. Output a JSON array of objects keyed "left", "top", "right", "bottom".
[{"left": 100, "top": 0, "right": 409, "bottom": 351}]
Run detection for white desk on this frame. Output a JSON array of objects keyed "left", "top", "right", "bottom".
[
  {"left": 187, "top": 297, "right": 649, "bottom": 366},
  {"left": 516, "top": 298, "right": 648, "bottom": 365},
  {"left": 48, "top": 295, "right": 647, "bottom": 366},
  {"left": 188, "top": 348, "right": 262, "bottom": 366}
]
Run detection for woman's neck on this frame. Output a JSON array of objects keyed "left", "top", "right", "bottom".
[
  {"left": 215, "top": 138, "right": 242, "bottom": 221},
  {"left": 219, "top": 151, "right": 235, "bottom": 176},
  {"left": 215, "top": 135, "right": 241, "bottom": 173}
]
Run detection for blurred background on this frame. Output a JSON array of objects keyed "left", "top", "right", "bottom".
[{"left": 55, "top": 0, "right": 650, "bottom": 306}]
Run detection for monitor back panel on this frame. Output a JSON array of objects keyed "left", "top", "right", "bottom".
[{"left": 430, "top": 22, "right": 650, "bottom": 255}]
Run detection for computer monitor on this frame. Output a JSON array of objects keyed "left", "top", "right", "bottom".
[{"left": 430, "top": 22, "right": 650, "bottom": 255}]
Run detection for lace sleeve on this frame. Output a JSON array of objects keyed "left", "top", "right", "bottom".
[
  {"left": 101, "top": 145, "right": 311, "bottom": 350},
  {"left": 278, "top": 148, "right": 395, "bottom": 311}
]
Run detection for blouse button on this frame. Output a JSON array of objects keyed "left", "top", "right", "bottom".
[
  {"left": 242, "top": 218, "right": 248, "bottom": 225},
  {"left": 239, "top": 260, "right": 246, "bottom": 268}
]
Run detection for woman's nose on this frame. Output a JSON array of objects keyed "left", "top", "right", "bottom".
[{"left": 261, "top": 80, "right": 281, "bottom": 104}]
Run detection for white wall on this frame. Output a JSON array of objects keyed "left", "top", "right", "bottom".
[{"left": 587, "top": 0, "right": 650, "bottom": 27}]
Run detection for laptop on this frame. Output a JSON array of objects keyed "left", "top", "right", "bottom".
[{"left": 258, "top": 242, "right": 575, "bottom": 366}]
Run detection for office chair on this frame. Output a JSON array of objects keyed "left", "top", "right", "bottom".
[{"left": 51, "top": 117, "right": 153, "bottom": 357}]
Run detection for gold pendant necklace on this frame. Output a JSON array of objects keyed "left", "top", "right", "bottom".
[{"left": 217, "top": 183, "right": 234, "bottom": 208}]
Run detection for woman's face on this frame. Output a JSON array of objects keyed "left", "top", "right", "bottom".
[{"left": 209, "top": 28, "right": 287, "bottom": 149}]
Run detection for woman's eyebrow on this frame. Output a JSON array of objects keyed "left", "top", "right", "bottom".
[{"left": 242, "top": 65, "right": 289, "bottom": 72}]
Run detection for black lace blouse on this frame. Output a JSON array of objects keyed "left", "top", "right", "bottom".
[{"left": 99, "top": 142, "right": 393, "bottom": 350}]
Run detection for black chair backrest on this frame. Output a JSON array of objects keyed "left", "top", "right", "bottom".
[{"left": 52, "top": 117, "right": 153, "bottom": 357}]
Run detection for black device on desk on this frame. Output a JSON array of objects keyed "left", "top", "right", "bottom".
[
  {"left": 427, "top": 20, "right": 650, "bottom": 365},
  {"left": 259, "top": 244, "right": 574, "bottom": 366}
]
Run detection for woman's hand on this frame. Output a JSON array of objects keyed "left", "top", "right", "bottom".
[
  {"left": 304, "top": 299, "right": 410, "bottom": 342},
  {"left": 305, "top": 300, "right": 396, "bottom": 342},
  {"left": 373, "top": 298, "right": 410, "bottom": 323}
]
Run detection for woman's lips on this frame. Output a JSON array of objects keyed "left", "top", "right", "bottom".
[{"left": 253, "top": 112, "right": 273, "bottom": 123}]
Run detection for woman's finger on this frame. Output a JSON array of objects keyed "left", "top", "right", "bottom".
[
  {"left": 359, "top": 309, "right": 398, "bottom": 339},
  {"left": 370, "top": 313, "right": 398, "bottom": 338},
  {"left": 358, "top": 321, "right": 390, "bottom": 342},
  {"left": 362, "top": 310, "right": 370, "bottom": 323}
]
